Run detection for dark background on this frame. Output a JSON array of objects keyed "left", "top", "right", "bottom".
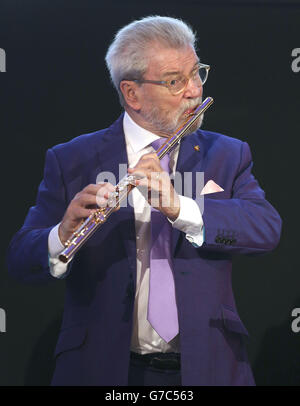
[{"left": 0, "top": 0, "right": 299, "bottom": 386}]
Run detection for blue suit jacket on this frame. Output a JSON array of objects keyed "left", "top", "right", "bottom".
[{"left": 7, "top": 114, "right": 282, "bottom": 385}]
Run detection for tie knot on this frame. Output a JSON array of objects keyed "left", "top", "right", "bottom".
[
  {"left": 150, "top": 138, "right": 170, "bottom": 174},
  {"left": 151, "top": 137, "right": 167, "bottom": 152}
]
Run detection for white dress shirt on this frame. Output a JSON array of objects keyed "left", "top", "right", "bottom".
[{"left": 48, "top": 111, "right": 204, "bottom": 354}]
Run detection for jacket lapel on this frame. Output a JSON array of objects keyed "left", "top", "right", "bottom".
[{"left": 94, "top": 114, "right": 137, "bottom": 287}]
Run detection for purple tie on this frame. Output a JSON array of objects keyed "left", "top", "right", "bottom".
[{"left": 147, "top": 138, "right": 179, "bottom": 343}]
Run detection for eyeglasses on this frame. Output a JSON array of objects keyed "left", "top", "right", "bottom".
[{"left": 122, "top": 63, "right": 210, "bottom": 95}]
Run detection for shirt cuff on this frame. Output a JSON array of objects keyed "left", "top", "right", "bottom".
[
  {"left": 48, "top": 223, "right": 72, "bottom": 279},
  {"left": 168, "top": 195, "right": 204, "bottom": 248}
]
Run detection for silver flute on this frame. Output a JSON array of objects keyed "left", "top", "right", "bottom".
[{"left": 59, "top": 96, "right": 214, "bottom": 263}]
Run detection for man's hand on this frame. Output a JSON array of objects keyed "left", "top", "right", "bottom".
[
  {"left": 58, "top": 182, "right": 117, "bottom": 245},
  {"left": 128, "top": 152, "right": 180, "bottom": 221}
]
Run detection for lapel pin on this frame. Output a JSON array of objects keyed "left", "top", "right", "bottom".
[{"left": 194, "top": 145, "right": 200, "bottom": 151}]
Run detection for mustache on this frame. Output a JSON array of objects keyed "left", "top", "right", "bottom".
[{"left": 179, "top": 97, "right": 203, "bottom": 115}]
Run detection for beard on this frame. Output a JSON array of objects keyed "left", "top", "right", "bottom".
[{"left": 141, "top": 97, "right": 203, "bottom": 136}]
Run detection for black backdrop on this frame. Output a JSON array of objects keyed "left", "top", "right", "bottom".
[{"left": 0, "top": 0, "right": 299, "bottom": 386}]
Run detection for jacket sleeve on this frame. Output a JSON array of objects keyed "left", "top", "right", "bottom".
[
  {"left": 6, "top": 148, "right": 68, "bottom": 284},
  {"left": 198, "top": 141, "right": 282, "bottom": 255}
]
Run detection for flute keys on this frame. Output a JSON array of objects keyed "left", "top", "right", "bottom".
[
  {"left": 126, "top": 175, "right": 136, "bottom": 185},
  {"left": 111, "top": 192, "right": 119, "bottom": 197}
]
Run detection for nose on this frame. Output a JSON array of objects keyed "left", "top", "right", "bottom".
[{"left": 183, "top": 77, "right": 203, "bottom": 99}]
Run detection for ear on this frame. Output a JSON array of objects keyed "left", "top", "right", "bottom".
[{"left": 119, "top": 80, "right": 142, "bottom": 110}]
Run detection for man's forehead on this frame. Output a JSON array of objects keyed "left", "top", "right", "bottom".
[{"left": 144, "top": 43, "right": 198, "bottom": 75}]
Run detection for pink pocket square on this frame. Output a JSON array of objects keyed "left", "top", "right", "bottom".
[{"left": 200, "top": 180, "right": 224, "bottom": 195}]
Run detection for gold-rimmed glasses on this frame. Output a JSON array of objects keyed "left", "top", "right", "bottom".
[{"left": 122, "top": 63, "right": 210, "bottom": 95}]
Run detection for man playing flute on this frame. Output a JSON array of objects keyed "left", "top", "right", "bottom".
[{"left": 7, "top": 16, "right": 282, "bottom": 386}]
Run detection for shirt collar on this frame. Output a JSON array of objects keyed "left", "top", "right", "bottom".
[{"left": 123, "top": 111, "right": 162, "bottom": 154}]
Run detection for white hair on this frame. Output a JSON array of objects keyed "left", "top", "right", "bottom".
[{"left": 105, "top": 16, "right": 197, "bottom": 105}]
